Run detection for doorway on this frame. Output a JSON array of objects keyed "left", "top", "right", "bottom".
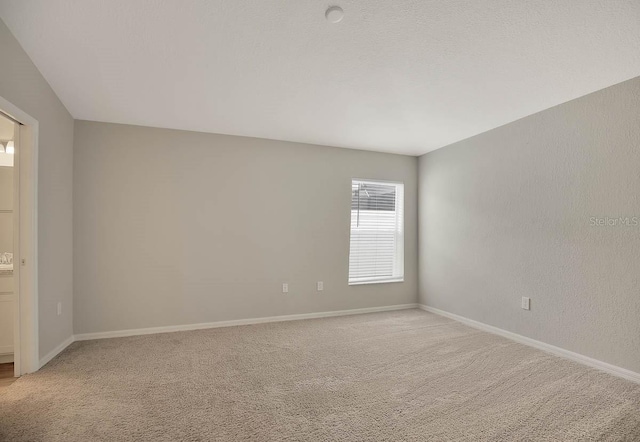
[
  {"left": 0, "top": 96, "right": 39, "bottom": 378},
  {"left": 0, "top": 113, "right": 15, "bottom": 383}
]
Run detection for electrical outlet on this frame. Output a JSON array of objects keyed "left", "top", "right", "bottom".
[
  {"left": 282, "top": 283, "right": 289, "bottom": 293},
  {"left": 521, "top": 297, "right": 530, "bottom": 310},
  {"left": 57, "top": 302, "right": 62, "bottom": 316},
  {"left": 317, "top": 281, "right": 324, "bottom": 291}
]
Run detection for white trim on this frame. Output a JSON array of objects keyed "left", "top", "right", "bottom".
[
  {"left": 38, "top": 335, "right": 74, "bottom": 369},
  {"left": 39, "top": 305, "right": 417, "bottom": 367},
  {"left": 0, "top": 96, "right": 39, "bottom": 376},
  {"left": 349, "top": 278, "right": 404, "bottom": 286},
  {"left": 352, "top": 178, "right": 404, "bottom": 185},
  {"left": 418, "top": 304, "right": 640, "bottom": 384},
  {"left": 75, "top": 304, "right": 418, "bottom": 341},
  {"left": 12, "top": 118, "right": 20, "bottom": 377}
]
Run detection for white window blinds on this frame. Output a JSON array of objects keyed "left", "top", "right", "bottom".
[{"left": 349, "top": 180, "right": 404, "bottom": 285}]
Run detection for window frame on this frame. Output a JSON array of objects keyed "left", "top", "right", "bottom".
[{"left": 348, "top": 178, "right": 404, "bottom": 286}]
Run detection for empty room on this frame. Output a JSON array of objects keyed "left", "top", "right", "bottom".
[{"left": 0, "top": 1, "right": 639, "bottom": 441}]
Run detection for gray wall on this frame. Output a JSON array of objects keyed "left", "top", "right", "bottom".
[
  {"left": 0, "top": 19, "right": 74, "bottom": 358},
  {"left": 73, "top": 121, "right": 418, "bottom": 334},
  {"left": 419, "top": 76, "right": 640, "bottom": 373}
]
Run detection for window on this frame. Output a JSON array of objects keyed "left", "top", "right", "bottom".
[{"left": 349, "top": 180, "right": 404, "bottom": 285}]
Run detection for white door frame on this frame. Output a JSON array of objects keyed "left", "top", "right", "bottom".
[{"left": 0, "top": 95, "right": 39, "bottom": 376}]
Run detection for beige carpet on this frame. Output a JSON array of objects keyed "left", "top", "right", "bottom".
[{"left": 1, "top": 309, "right": 639, "bottom": 441}]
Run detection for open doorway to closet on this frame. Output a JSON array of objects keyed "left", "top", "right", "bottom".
[{"left": 0, "top": 97, "right": 39, "bottom": 383}]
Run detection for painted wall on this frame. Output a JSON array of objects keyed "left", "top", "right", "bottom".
[
  {"left": 0, "top": 167, "right": 13, "bottom": 253},
  {"left": 0, "top": 165, "right": 14, "bottom": 361},
  {"left": 0, "top": 114, "right": 13, "bottom": 138},
  {"left": 73, "top": 121, "right": 418, "bottom": 334},
  {"left": 0, "top": 19, "right": 74, "bottom": 359},
  {"left": 419, "top": 76, "right": 640, "bottom": 373}
]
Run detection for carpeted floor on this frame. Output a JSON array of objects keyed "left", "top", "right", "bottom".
[{"left": 1, "top": 309, "right": 639, "bottom": 441}]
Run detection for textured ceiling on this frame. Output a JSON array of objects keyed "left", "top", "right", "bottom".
[{"left": 1, "top": 1, "right": 639, "bottom": 155}]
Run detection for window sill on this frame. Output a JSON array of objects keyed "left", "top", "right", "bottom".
[{"left": 349, "top": 278, "right": 404, "bottom": 286}]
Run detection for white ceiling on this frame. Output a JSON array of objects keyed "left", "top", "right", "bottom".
[{"left": 1, "top": 1, "right": 639, "bottom": 156}]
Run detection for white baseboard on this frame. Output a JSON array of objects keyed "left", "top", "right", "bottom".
[
  {"left": 0, "top": 353, "right": 14, "bottom": 364},
  {"left": 74, "top": 303, "right": 419, "bottom": 341},
  {"left": 39, "top": 335, "right": 75, "bottom": 369},
  {"left": 37, "top": 305, "right": 416, "bottom": 369},
  {"left": 418, "top": 304, "right": 640, "bottom": 384}
]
